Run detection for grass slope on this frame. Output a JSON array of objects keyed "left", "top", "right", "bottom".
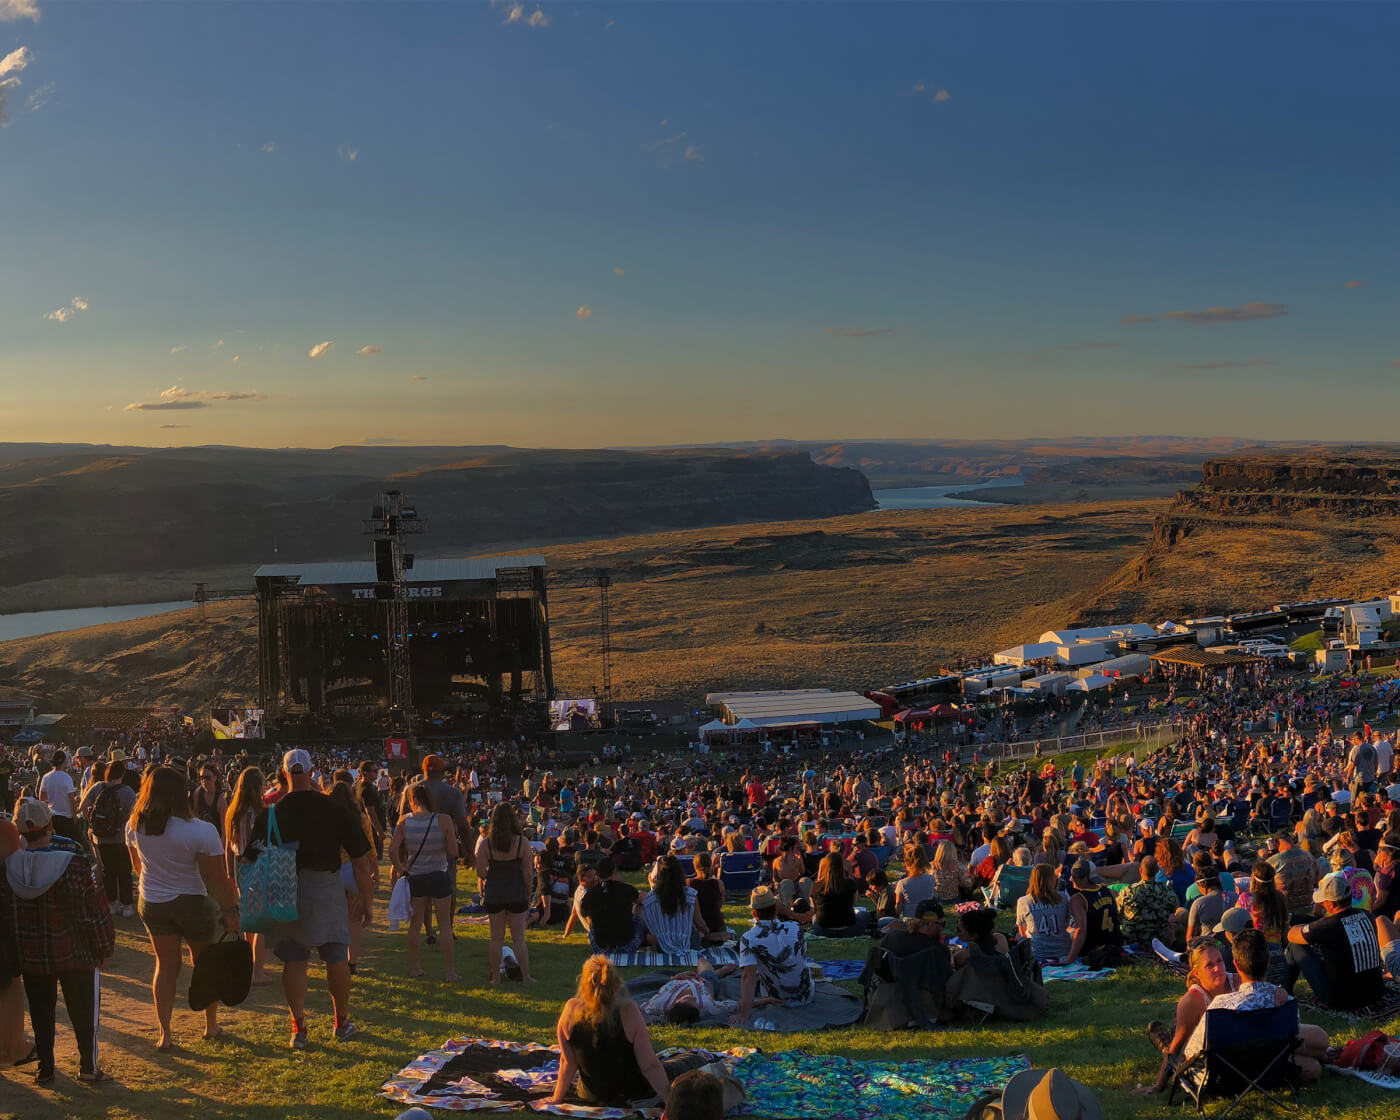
[{"left": 5, "top": 858, "right": 1397, "bottom": 1120}]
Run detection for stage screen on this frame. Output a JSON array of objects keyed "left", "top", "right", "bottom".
[
  {"left": 549, "top": 698, "right": 597, "bottom": 731},
  {"left": 212, "top": 707, "right": 266, "bottom": 739}
]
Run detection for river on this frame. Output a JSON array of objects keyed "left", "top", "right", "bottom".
[
  {"left": 874, "top": 475, "right": 1025, "bottom": 509},
  {"left": 0, "top": 600, "right": 198, "bottom": 643}
]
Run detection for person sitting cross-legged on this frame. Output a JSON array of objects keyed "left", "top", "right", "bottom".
[
  {"left": 1285, "top": 871, "right": 1384, "bottom": 1012},
  {"left": 729, "top": 885, "right": 813, "bottom": 1025}
]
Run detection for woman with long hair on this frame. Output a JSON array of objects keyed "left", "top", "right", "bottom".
[
  {"left": 811, "top": 850, "right": 871, "bottom": 936},
  {"left": 191, "top": 764, "right": 228, "bottom": 838},
  {"left": 894, "top": 842, "right": 938, "bottom": 918},
  {"left": 641, "top": 854, "right": 707, "bottom": 954},
  {"left": 223, "top": 766, "right": 268, "bottom": 982},
  {"left": 475, "top": 801, "right": 535, "bottom": 985},
  {"left": 390, "top": 782, "right": 460, "bottom": 980},
  {"left": 930, "top": 839, "right": 971, "bottom": 903},
  {"left": 551, "top": 955, "right": 699, "bottom": 1109},
  {"left": 688, "top": 850, "right": 732, "bottom": 937},
  {"left": 328, "top": 777, "right": 376, "bottom": 974},
  {"left": 1015, "top": 863, "right": 1071, "bottom": 963},
  {"left": 126, "top": 766, "right": 240, "bottom": 1050},
  {"left": 1154, "top": 837, "right": 1194, "bottom": 905},
  {"left": 1131, "top": 940, "right": 1239, "bottom": 1097}
]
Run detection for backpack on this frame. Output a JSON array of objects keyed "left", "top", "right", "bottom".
[{"left": 88, "top": 784, "right": 122, "bottom": 838}]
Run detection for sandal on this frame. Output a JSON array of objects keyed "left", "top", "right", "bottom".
[{"left": 79, "top": 1069, "right": 112, "bottom": 1084}]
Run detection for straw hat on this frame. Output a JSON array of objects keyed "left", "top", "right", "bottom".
[{"left": 997, "top": 1069, "right": 1103, "bottom": 1120}]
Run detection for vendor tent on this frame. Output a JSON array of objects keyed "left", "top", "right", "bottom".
[{"left": 1066, "top": 673, "right": 1113, "bottom": 691}]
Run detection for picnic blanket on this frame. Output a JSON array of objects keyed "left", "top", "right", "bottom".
[
  {"left": 605, "top": 947, "right": 740, "bottom": 968},
  {"left": 731, "top": 1050, "right": 1032, "bottom": 1120},
  {"left": 1041, "top": 962, "right": 1116, "bottom": 982},
  {"left": 812, "top": 958, "right": 865, "bottom": 981},
  {"left": 625, "top": 971, "right": 864, "bottom": 1032},
  {"left": 1331, "top": 1065, "right": 1400, "bottom": 1090},
  {"left": 379, "top": 1036, "right": 743, "bottom": 1117}
]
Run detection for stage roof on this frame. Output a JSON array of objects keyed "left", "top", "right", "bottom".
[
  {"left": 254, "top": 555, "right": 545, "bottom": 585},
  {"left": 1149, "top": 647, "right": 1263, "bottom": 668},
  {"left": 714, "top": 690, "right": 882, "bottom": 727}
]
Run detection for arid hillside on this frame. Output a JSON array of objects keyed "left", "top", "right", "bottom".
[
  {"left": 1077, "top": 451, "right": 1400, "bottom": 622},
  {"left": 0, "top": 501, "right": 1163, "bottom": 709}
]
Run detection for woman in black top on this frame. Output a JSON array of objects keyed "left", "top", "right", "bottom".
[
  {"left": 810, "top": 851, "right": 871, "bottom": 937},
  {"left": 191, "top": 766, "right": 227, "bottom": 838}
]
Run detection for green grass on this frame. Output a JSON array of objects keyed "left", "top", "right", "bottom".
[
  {"left": 10, "top": 862, "right": 1398, "bottom": 1120},
  {"left": 1291, "top": 629, "right": 1325, "bottom": 652}
]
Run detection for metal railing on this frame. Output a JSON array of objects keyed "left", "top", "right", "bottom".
[{"left": 988, "top": 719, "right": 1178, "bottom": 763}]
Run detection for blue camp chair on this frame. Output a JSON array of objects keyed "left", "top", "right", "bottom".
[
  {"left": 1168, "top": 1002, "right": 1301, "bottom": 1119},
  {"left": 719, "top": 851, "right": 765, "bottom": 900},
  {"left": 982, "top": 864, "right": 1032, "bottom": 910}
]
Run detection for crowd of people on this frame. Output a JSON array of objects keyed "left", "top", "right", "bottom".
[{"left": 2, "top": 654, "right": 1400, "bottom": 1112}]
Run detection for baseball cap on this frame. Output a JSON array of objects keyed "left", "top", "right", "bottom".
[
  {"left": 76, "top": 746, "right": 94, "bottom": 758},
  {"left": 14, "top": 799, "right": 53, "bottom": 835},
  {"left": 1211, "top": 907, "right": 1252, "bottom": 937},
  {"left": 422, "top": 753, "right": 446, "bottom": 773},
  {"left": 749, "top": 886, "right": 778, "bottom": 911},
  {"left": 1070, "top": 857, "right": 1096, "bottom": 882},
  {"left": 282, "top": 748, "right": 313, "bottom": 775},
  {"left": 1313, "top": 872, "right": 1351, "bottom": 905}
]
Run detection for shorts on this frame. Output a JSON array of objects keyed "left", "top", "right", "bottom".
[
  {"left": 697, "top": 970, "right": 720, "bottom": 999},
  {"left": 1385, "top": 944, "right": 1400, "bottom": 979},
  {"left": 139, "top": 893, "right": 219, "bottom": 942},
  {"left": 485, "top": 899, "right": 528, "bottom": 914},
  {"left": 273, "top": 938, "right": 349, "bottom": 965},
  {"left": 409, "top": 870, "right": 453, "bottom": 899}
]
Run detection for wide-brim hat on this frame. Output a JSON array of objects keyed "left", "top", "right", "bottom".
[{"left": 999, "top": 1069, "right": 1103, "bottom": 1120}]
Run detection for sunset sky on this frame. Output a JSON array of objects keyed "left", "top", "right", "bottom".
[{"left": 3, "top": 1, "right": 1398, "bottom": 448}]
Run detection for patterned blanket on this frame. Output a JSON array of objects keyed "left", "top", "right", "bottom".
[
  {"left": 605, "top": 947, "right": 741, "bottom": 968},
  {"left": 1041, "top": 962, "right": 1116, "bottom": 982}
]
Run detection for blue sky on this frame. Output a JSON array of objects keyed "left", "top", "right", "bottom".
[{"left": 2, "top": 0, "right": 1398, "bottom": 448}]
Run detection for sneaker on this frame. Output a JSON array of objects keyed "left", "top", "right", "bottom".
[
  {"left": 1151, "top": 938, "right": 1181, "bottom": 964},
  {"left": 333, "top": 1019, "right": 359, "bottom": 1042},
  {"left": 289, "top": 1019, "right": 308, "bottom": 1050}
]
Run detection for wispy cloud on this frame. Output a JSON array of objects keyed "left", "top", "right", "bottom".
[
  {"left": 339, "top": 144, "right": 358, "bottom": 162},
  {"left": 213, "top": 338, "right": 224, "bottom": 350},
  {"left": 0, "top": 0, "right": 40, "bottom": 21},
  {"left": 575, "top": 306, "right": 592, "bottom": 320},
  {"left": 231, "top": 355, "right": 240, "bottom": 363},
  {"left": 357, "top": 344, "right": 381, "bottom": 356},
  {"left": 1119, "top": 301, "right": 1286, "bottom": 326},
  {"left": 1180, "top": 359, "right": 1274, "bottom": 370},
  {"left": 123, "top": 385, "right": 269, "bottom": 412},
  {"left": 651, "top": 131, "right": 687, "bottom": 149},
  {"left": 613, "top": 267, "right": 625, "bottom": 276},
  {"left": 410, "top": 374, "right": 428, "bottom": 382},
  {"left": 308, "top": 340, "right": 334, "bottom": 358},
  {"left": 682, "top": 145, "right": 705, "bottom": 162},
  {"left": 899, "top": 83, "right": 927, "bottom": 97},
  {"left": 824, "top": 327, "right": 895, "bottom": 340},
  {"left": 496, "top": 1, "right": 550, "bottom": 28},
  {"left": 23, "top": 79, "right": 50, "bottom": 111},
  {"left": 43, "top": 295, "right": 88, "bottom": 323},
  {"left": 0, "top": 44, "right": 32, "bottom": 126},
  {"left": 169, "top": 345, "right": 187, "bottom": 355},
  {"left": 1343, "top": 280, "right": 1365, "bottom": 289},
  {"left": 932, "top": 89, "right": 951, "bottom": 102},
  {"left": 159, "top": 424, "right": 191, "bottom": 430},
  {"left": 260, "top": 140, "right": 275, "bottom": 153}
]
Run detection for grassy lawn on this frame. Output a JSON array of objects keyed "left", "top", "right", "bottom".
[
  {"left": 1291, "top": 629, "right": 1325, "bottom": 652},
  {"left": 7, "top": 856, "right": 1399, "bottom": 1120}
]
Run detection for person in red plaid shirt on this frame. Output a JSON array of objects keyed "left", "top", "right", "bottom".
[{"left": 0, "top": 799, "right": 115, "bottom": 1085}]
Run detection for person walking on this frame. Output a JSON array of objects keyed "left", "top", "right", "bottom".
[
  {"left": 247, "top": 749, "right": 374, "bottom": 1049},
  {"left": 37, "top": 750, "right": 81, "bottom": 846},
  {"left": 224, "top": 766, "right": 270, "bottom": 983},
  {"left": 0, "top": 800, "right": 115, "bottom": 1084},
  {"left": 389, "top": 782, "right": 459, "bottom": 980},
  {"left": 125, "top": 766, "right": 241, "bottom": 1050},
  {"left": 78, "top": 759, "right": 138, "bottom": 917},
  {"left": 475, "top": 802, "right": 535, "bottom": 985}
]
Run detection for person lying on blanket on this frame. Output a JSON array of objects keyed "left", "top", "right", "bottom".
[
  {"left": 551, "top": 955, "right": 712, "bottom": 1110},
  {"left": 639, "top": 959, "right": 739, "bottom": 1024}
]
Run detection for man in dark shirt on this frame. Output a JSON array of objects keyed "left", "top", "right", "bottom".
[
  {"left": 251, "top": 748, "right": 373, "bottom": 1049},
  {"left": 1067, "top": 859, "right": 1123, "bottom": 967},
  {"left": 580, "top": 856, "right": 642, "bottom": 953},
  {"left": 1285, "top": 872, "right": 1383, "bottom": 1011}
]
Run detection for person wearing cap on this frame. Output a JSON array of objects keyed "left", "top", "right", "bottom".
[
  {"left": 37, "top": 750, "right": 81, "bottom": 846},
  {"left": 729, "top": 885, "right": 813, "bottom": 1025},
  {"left": 1284, "top": 870, "right": 1383, "bottom": 1011},
  {"left": 0, "top": 798, "right": 116, "bottom": 1084},
  {"left": 1066, "top": 858, "right": 1123, "bottom": 968},
  {"left": 248, "top": 748, "right": 375, "bottom": 1049}
]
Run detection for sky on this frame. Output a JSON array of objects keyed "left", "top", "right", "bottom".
[{"left": 2, "top": 0, "right": 1399, "bottom": 449}]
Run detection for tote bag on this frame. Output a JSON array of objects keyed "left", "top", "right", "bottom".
[{"left": 237, "top": 803, "right": 299, "bottom": 933}]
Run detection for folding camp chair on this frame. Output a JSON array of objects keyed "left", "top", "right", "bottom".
[
  {"left": 982, "top": 864, "right": 1032, "bottom": 910},
  {"left": 718, "top": 851, "right": 765, "bottom": 899},
  {"left": 1167, "top": 1002, "right": 1301, "bottom": 1119}
]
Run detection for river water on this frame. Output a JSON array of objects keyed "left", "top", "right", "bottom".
[
  {"left": 874, "top": 475, "right": 1025, "bottom": 509},
  {"left": 0, "top": 600, "right": 197, "bottom": 643}
]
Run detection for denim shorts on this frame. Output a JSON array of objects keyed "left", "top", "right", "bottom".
[{"left": 408, "top": 869, "right": 453, "bottom": 899}]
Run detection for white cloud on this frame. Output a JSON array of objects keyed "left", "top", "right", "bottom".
[
  {"left": 0, "top": 0, "right": 41, "bottom": 21},
  {"left": 1120, "top": 301, "right": 1286, "bottom": 326},
  {"left": 169, "top": 345, "right": 187, "bottom": 355},
  {"left": 497, "top": 1, "right": 550, "bottom": 27},
  {"left": 23, "top": 79, "right": 51, "bottom": 110},
  {"left": 933, "top": 89, "right": 951, "bottom": 102},
  {"left": 123, "top": 384, "right": 269, "bottom": 411},
  {"left": 308, "top": 340, "right": 334, "bottom": 358},
  {"left": 613, "top": 267, "right": 624, "bottom": 276},
  {"left": 575, "top": 306, "right": 592, "bottom": 320},
  {"left": 0, "top": 47, "right": 31, "bottom": 77},
  {"left": 357, "top": 344, "right": 382, "bottom": 356},
  {"left": 231, "top": 355, "right": 240, "bottom": 363},
  {"left": 339, "top": 144, "right": 358, "bottom": 162},
  {"left": 682, "top": 145, "right": 704, "bottom": 162},
  {"left": 43, "top": 295, "right": 87, "bottom": 323},
  {"left": 899, "top": 83, "right": 926, "bottom": 97},
  {"left": 213, "top": 338, "right": 224, "bottom": 350},
  {"left": 260, "top": 140, "right": 275, "bottom": 153}
]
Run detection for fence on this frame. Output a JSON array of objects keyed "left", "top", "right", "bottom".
[{"left": 988, "top": 719, "right": 1179, "bottom": 765}]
